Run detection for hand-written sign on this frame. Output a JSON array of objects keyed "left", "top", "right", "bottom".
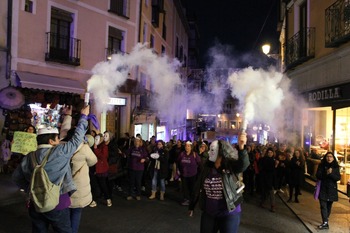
[{"left": 11, "top": 131, "right": 37, "bottom": 155}]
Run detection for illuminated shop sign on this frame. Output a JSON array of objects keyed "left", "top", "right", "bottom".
[
  {"left": 308, "top": 87, "right": 341, "bottom": 102},
  {"left": 108, "top": 97, "right": 126, "bottom": 106}
]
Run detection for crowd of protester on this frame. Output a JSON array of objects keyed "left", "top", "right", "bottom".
[{"left": 3, "top": 105, "right": 349, "bottom": 232}]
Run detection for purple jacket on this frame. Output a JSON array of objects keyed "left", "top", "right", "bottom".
[
  {"left": 177, "top": 151, "right": 201, "bottom": 177},
  {"left": 127, "top": 146, "right": 148, "bottom": 171}
]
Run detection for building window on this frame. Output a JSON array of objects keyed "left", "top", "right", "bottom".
[
  {"left": 109, "top": 0, "right": 129, "bottom": 18},
  {"left": 179, "top": 45, "right": 183, "bottom": 62},
  {"left": 150, "top": 34, "right": 154, "bottom": 49},
  {"left": 151, "top": 0, "right": 164, "bottom": 27},
  {"left": 140, "top": 73, "right": 147, "bottom": 89},
  {"left": 106, "top": 27, "right": 123, "bottom": 60},
  {"left": 46, "top": 7, "right": 81, "bottom": 66},
  {"left": 143, "top": 23, "right": 147, "bottom": 44},
  {"left": 175, "top": 37, "right": 179, "bottom": 58},
  {"left": 162, "top": 16, "right": 167, "bottom": 40},
  {"left": 25, "top": 0, "right": 33, "bottom": 13}
]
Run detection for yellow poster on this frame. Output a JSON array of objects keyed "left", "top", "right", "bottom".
[{"left": 11, "top": 131, "right": 37, "bottom": 155}]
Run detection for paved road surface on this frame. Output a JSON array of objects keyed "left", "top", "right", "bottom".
[{"left": 0, "top": 183, "right": 310, "bottom": 233}]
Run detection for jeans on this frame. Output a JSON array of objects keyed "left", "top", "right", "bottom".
[
  {"left": 200, "top": 211, "right": 241, "bottom": 233},
  {"left": 29, "top": 205, "right": 72, "bottom": 233},
  {"left": 152, "top": 170, "right": 165, "bottom": 192},
  {"left": 319, "top": 199, "right": 333, "bottom": 223},
  {"left": 128, "top": 169, "right": 144, "bottom": 196},
  {"left": 70, "top": 208, "right": 82, "bottom": 233}
]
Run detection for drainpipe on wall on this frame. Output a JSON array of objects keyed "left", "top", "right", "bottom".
[{"left": 6, "top": 0, "right": 13, "bottom": 83}]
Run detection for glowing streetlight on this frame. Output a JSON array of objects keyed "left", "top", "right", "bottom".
[{"left": 262, "top": 44, "right": 271, "bottom": 55}]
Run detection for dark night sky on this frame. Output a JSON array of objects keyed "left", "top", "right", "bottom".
[{"left": 183, "top": 0, "right": 280, "bottom": 67}]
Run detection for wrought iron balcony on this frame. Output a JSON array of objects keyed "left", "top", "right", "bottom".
[
  {"left": 45, "top": 32, "right": 81, "bottom": 66},
  {"left": 325, "top": 0, "right": 350, "bottom": 47},
  {"left": 284, "top": 27, "right": 315, "bottom": 70}
]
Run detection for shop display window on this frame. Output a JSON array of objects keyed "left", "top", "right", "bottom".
[
  {"left": 335, "top": 107, "right": 350, "bottom": 164},
  {"left": 303, "top": 107, "right": 332, "bottom": 158}
]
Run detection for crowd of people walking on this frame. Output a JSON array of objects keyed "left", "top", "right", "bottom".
[{"left": 4, "top": 105, "right": 349, "bottom": 232}]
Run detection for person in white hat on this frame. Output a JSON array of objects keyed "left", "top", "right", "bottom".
[{"left": 12, "top": 105, "right": 90, "bottom": 233}]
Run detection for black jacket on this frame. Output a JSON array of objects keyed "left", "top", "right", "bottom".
[
  {"left": 189, "top": 148, "right": 249, "bottom": 212},
  {"left": 289, "top": 157, "right": 305, "bottom": 186},
  {"left": 316, "top": 159, "right": 340, "bottom": 202},
  {"left": 148, "top": 148, "right": 169, "bottom": 179}
]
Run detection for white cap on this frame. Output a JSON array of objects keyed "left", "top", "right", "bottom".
[{"left": 37, "top": 127, "right": 59, "bottom": 135}]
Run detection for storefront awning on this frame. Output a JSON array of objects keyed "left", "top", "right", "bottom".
[{"left": 16, "top": 71, "right": 85, "bottom": 94}]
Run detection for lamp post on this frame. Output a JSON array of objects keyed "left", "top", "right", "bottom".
[{"left": 261, "top": 43, "right": 280, "bottom": 70}]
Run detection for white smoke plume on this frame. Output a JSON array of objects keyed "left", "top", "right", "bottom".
[
  {"left": 227, "top": 67, "right": 285, "bottom": 131},
  {"left": 87, "top": 43, "right": 185, "bottom": 126}
]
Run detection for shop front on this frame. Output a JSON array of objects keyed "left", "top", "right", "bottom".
[
  {"left": 133, "top": 113, "right": 156, "bottom": 141},
  {"left": 0, "top": 72, "right": 85, "bottom": 140},
  {"left": 303, "top": 83, "right": 350, "bottom": 193}
]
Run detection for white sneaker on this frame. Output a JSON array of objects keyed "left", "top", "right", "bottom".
[
  {"left": 89, "top": 201, "right": 97, "bottom": 207},
  {"left": 107, "top": 199, "right": 112, "bottom": 207}
]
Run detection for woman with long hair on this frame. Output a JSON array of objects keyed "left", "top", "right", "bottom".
[
  {"left": 316, "top": 151, "right": 341, "bottom": 230},
  {"left": 288, "top": 148, "right": 305, "bottom": 203},
  {"left": 177, "top": 141, "right": 201, "bottom": 205}
]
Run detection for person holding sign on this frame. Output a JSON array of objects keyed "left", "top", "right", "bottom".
[{"left": 12, "top": 105, "right": 90, "bottom": 233}]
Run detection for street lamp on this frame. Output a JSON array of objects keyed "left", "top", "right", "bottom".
[
  {"left": 262, "top": 44, "right": 271, "bottom": 55},
  {"left": 261, "top": 43, "right": 279, "bottom": 60},
  {"left": 262, "top": 43, "right": 281, "bottom": 71}
]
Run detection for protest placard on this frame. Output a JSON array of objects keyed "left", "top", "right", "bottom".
[{"left": 11, "top": 131, "right": 37, "bottom": 155}]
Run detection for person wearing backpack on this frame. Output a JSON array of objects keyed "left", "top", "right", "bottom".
[
  {"left": 188, "top": 133, "right": 249, "bottom": 233},
  {"left": 12, "top": 105, "right": 90, "bottom": 233}
]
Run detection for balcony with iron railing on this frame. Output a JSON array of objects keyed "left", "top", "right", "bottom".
[
  {"left": 325, "top": 0, "right": 350, "bottom": 47},
  {"left": 284, "top": 27, "right": 315, "bottom": 70},
  {"left": 45, "top": 32, "right": 81, "bottom": 66}
]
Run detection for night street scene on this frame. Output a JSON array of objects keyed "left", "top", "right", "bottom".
[{"left": 0, "top": 0, "right": 350, "bottom": 233}]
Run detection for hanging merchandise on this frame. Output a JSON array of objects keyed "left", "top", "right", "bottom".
[{"left": 0, "top": 87, "right": 25, "bottom": 110}]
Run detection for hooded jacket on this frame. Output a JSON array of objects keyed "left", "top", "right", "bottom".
[{"left": 70, "top": 142, "right": 97, "bottom": 208}]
